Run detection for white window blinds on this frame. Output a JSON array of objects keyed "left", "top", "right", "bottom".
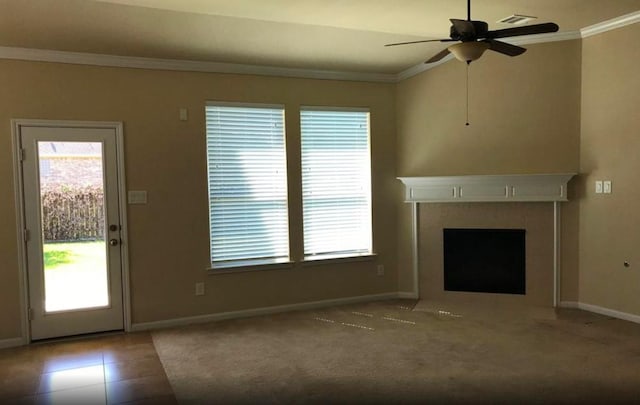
[
  {"left": 206, "top": 104, "right": 289, "bottom": 268},
  {"left": 300, "top": 108, "right": 372, "bottom": 259}
]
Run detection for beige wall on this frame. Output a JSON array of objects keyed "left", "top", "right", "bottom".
[
  {"left": 579, "top": 23, "right": 640, "bottom": 314},
  {"left": 396, "top": 40, "right": 582, "bottom": 177},
  {"left": 0, "top": 60, "right": 398, "bottom": 339},
  {"left": 396, "top": 40, "right": 582, "bottom": 298}
]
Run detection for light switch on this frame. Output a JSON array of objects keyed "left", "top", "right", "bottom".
[
  {"left": 603, "top": 180, "right": 612, "bottom": 194},
  {"left": 128, "top": 190, "right": 148, "bottom": 204},
  {"left": 179, "top": 108, "right": 188, "bottom": 121},
  {"left": 595, "top": 181, "right": 603, "bottom": 194}
]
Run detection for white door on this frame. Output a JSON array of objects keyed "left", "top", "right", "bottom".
[{"left": 18, "top": 124, "right": 125, "bottom": 340}]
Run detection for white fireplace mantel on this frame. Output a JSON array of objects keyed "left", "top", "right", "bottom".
[{"left": 398, "top": 173, "right": 576, "bottom": 203}]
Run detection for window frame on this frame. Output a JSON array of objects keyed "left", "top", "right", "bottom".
[
  {"left": 205, "top": 101, "right": 291, "bottom": 271},
  {"left": 299, "top": 106, "right": 374, "bottom": 262}
]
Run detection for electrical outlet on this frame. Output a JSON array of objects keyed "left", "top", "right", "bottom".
[
  {"left": 377, "top": 264, "right": 384, "bottom": 276},
  {"left": 195, "top": 282, "right": 205, "bottom": 296},
  {"left": 603, "top": 180, "right": 612, "bottom": 194}
]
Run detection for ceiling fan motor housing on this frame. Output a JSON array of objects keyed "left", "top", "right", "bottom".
[
  {"left": 471, "top": 21, "right": 489, "bottom": 38},
  {"left": 451, "top": 20, "right": 489, "bottom": 41}
]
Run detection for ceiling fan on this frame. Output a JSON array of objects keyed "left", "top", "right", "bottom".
[{"left": 385, "top": 0, "right": 559, "bottom": 64}]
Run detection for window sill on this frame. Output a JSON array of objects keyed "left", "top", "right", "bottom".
[
  {"left": 206, "top": 253, "right": 377, "bottom": 274},
  {"left": 207, "top": 259, "right": 294, "bottom": 275},
  {"left": 301, "top": 253, "right": 377, "bottom": 267}
]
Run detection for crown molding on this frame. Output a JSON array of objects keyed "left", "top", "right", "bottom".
[
  {"left": 504, "top": 30, "right": 581, "bottom": 46},
  {"left": 0, "top": 31, "right": 588, "bottom": 84},
  {"left": 581, "top": 11, "right": 640, "bottom": 38},
  {"left": 0, "top": 46, "right": 397, "bottom": 84},
  {"left": 396, "top": 54, "right": 454, "bottom": 82}
]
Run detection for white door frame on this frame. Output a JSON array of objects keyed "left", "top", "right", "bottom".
[{"left": 12, "top": 119, "right": 131, "bottom": 343}]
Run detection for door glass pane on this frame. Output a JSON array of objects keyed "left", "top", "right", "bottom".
[{"left": 38, "top": 141, "right": 109, "bottom": 312}]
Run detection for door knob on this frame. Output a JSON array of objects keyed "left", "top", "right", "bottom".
[{"left": 109, "top": 239, "right": 119, "bottom": 246}]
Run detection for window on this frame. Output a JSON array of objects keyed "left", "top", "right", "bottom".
[
  {"left": 300, "top": 108, "right": 372, "bottom": 259},
  {"left": 205, "top": 103, "right": 289, "bottom": 268}
]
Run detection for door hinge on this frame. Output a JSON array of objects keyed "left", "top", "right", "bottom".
[
  {"left": 20, "top": 148, "right": 25, "bottom": 162},
  {"left": 28, "top": 308, "right": 34, "bottom": 321},
  {"left": 23, "top": 229, "right": 30, "bottom": 243}
]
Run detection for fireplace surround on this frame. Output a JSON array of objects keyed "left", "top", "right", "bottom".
[{"left": 398, "top": 174, "right": 575, "bottom": 307}]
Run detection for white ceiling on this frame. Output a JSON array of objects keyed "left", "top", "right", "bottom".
[{"left": 0, "top": 0, "right": 638, "bottom": 74}]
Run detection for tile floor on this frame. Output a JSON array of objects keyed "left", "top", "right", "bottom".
[{"left": 0, "top": 332, "right": 176, "bottom": 404}]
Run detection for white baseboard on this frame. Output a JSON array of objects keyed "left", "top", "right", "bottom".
[
  {"left": 0, "top": 337, "right": 25, "bottom": 349},
  {"left": 397, "top": 291, "right": 419, "bottom": 299},
  {"left": 131, "top": 292, "right": 400, "bottom": 332},
  {"left": 576, "top": 302, "right": 640, "bottom": 324},
  {"left": 559, "top": 301, "right": 640, "bottom": 324},
  {"left": 558, "top": 301, "right": 580, "bottom": 309},
  {"left": 6, "top": 297, "right": 639, "bottom": 343}
]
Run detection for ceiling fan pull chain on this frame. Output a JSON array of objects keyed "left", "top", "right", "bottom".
[{"left": 466, "top": 62, "right": 470, "bottom": 126}]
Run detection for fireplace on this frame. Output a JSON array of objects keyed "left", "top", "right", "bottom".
[
  {"left": 443, "top": 228, "right": 526, "bottom": 295},
  {"left": 398, "top": 174, "right": 575, "bottom": 307}
]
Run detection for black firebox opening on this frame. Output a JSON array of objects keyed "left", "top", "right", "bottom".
[{"left": 443, "top": 228, "right": 526, "bottom": 295}]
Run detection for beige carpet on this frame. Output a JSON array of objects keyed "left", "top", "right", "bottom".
[
  {"left": 152, "top": 299, "right": 640, "bottom": 404},
  {"left": 412, "top": 298, "right": 559, "bottom": 321}
]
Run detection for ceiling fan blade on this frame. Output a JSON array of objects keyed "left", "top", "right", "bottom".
[
  {"left": 484, "top": 22, "right": 559, "bottom": 39},
  {"left": 425, "top": 48, "right": 451, "bottom": 64},
  {"left": 484, "top": 39, "right": 526, "bottom": 57},
  {"left": 385, "top": 38, "right": 454, "bottom": 47},
  {"left": 450, "top": 19, "right": 476, "bottom": 37}
]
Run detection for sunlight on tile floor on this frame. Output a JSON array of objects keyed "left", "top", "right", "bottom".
[{"left": 0, "top": 332, "right": 176, "bottom": 404}]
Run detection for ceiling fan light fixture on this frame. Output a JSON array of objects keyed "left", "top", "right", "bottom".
[{"left": 448, "top": 41, "right": 490, "bottom": 63}]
